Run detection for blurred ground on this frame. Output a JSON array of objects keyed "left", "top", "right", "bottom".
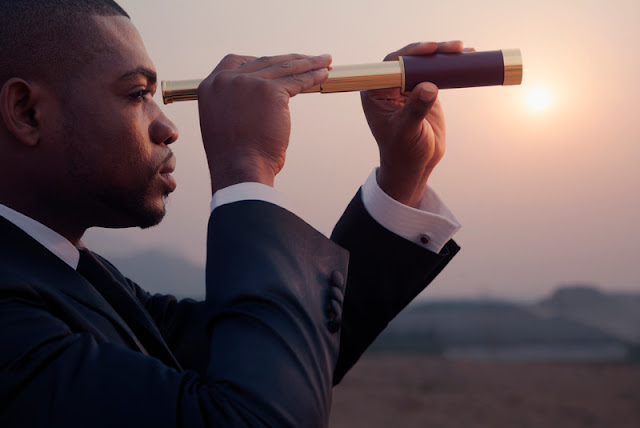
[{"left": 329, "top": 354, "right": 640, "bottom": 428}]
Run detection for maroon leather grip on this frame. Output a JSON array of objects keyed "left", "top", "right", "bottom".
[{"left": 403, "top": 50, "right": 504, "bottom": 90}]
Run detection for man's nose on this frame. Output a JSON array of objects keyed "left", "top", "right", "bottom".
[{"left": 150, "top": 113, "right": 179, "bottom": 146}]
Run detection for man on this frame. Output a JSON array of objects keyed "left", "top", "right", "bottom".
[{"left": 0, "top": 1, "right": 461, "bottom": 426}]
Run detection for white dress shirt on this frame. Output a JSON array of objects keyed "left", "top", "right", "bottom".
[
  {"left": 0, "top": 203, "right": 82, "bottom": 269},
  {"left": 0, "top": 168, "right": 460, "bottom": 270}
]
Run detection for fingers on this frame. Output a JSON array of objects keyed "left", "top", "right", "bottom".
[
  {"left": 221, "top": 53, "right": 332, "bottom": 96},
  {"left": 239, "top": 54, "right": 310, "bottom": 73},
  {"left": 211, "top": 53, "right": 331, "bottom": 79},
  {"left": 278, "top": 67, "right": 329, "bottom": 97},
  {"left": 384, "top": 42, "right": 438, "bottom": 61},
  {"left": 254, "top": 54, "right": 332, "bottom": 80},
  {"left": 435, "top": 40, "right": 464, "bottom": 53},
  {"left": 261, "top": 54, "right": 331, "bottom": 96},
  {"left": 384, "top": 40, "right": 466, "bottom": 61},
  {"left": 212, "top": 54, "right": 257, "bottom": 73}
]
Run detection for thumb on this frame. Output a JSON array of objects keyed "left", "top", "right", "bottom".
[{"left": 401, "top": 82, "right": 438, "bottom": 123}]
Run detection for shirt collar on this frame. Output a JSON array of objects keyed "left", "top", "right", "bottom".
[{"left": 0, "top": 204, "right": 81, "bottom": 269}]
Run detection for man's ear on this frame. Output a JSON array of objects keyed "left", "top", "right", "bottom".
[{"left": 0, "top": 78, "right": 42, "bottom": 147}]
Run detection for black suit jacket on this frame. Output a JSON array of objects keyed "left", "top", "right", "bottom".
[{"left": 0, "top": 191, "right": 458, "bottom": 427}]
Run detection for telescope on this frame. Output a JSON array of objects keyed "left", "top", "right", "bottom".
[{"left": 162, "top": 49, "right": 522, "bottom": 104}]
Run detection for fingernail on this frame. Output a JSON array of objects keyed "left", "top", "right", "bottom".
[{"left": 420, "top": 83, "right": 437, "bottom": 100}]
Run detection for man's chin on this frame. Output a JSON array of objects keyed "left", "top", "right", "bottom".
[
  {"left": 137, "top": 212, "right": 165, "bottom": 229},
  {"left": 101, "top": 198, "right": 168, "bottom": 230},
  {"left": 99, "top": 209, "right": 165, "bottom": 230},
  {"left": 136, "top": 198, "right": 168, "bottom": 229},
  {"left": 95, "top": 190, "right": 169, "bottom": 230}
]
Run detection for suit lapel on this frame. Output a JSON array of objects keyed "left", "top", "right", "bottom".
[
  {"left": 83, "top": 250, "right": 182, "bottom": 369},
  {"left": 0, "top": 217, "right": 180, "bottom": 369}
]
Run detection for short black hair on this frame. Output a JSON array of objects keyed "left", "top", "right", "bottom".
[{"left": 0, "top": 0, "right": 130, "bottom": 88}]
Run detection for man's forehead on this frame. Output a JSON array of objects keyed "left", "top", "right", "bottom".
[
  {"left": 88, "top": 15, "right": 156, "bottom": 81},
  {"left": 92, "top": 14, "right": 143, "bottom": 47}
]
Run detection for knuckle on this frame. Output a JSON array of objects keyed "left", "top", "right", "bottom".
[
  {"left": 215, "top": 69, "right": 234, "bottom": 83},
  {"left": 279, "top": 61, "right": 294, "bottom": 74},
  {"left": 222, "top": 53, "right": 238, "bottom": 62},
  {"left": 207, "top": 70, "right": 235, "bottom": 92},
  {"left": 198, "top": 74, "right": 217, "bottom": 96},
  {"left": 218, "top": 54, "right": 241, "bottom": 69},
  {"left": 196, "top": 80, "right": 208, "bottom": 97},
  {"left": 288, "top": 54, "right": 306, "bottom": 63},
  {"left": 229, "top": 73, "right": 255, "bottom": 90},
  {"left": 290, "top": 73, "right": 306, "bottom": 86},
  {"left": 213, "top": 54, "right": 246, "bottom": 74}
]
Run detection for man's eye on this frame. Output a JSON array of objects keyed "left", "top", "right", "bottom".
[{"left": 130, "top": 90, "right": 152, "bottom": 100}]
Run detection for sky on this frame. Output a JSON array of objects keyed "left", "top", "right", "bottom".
[{"left": 85, "top": 0, "right": 640, "bottom": 301}]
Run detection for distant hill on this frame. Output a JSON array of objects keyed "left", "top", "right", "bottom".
[
  {"left": 370, "top": 285, "right": 640, "bottom": 361},
  {"left": 377, "top": 300, "right": 622, "bottom": 346},
  {"left": 532, "top": 284, "right": 640, "bottom": 343}
]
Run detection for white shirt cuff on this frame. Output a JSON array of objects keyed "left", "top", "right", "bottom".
[
  {"left": 361, "top": 168, "right": 461, "bottom": 253},
  {"left": 210, "top": 182, "right": 292, "bottom": 213}
]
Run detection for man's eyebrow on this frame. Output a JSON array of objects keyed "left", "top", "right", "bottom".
[{"left": 117, "top": 67, "right": 157, "bottom": 85}]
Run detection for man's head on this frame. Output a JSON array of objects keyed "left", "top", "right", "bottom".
[
  {"left": 0, "top": 0, "right": 130, "bottom": 88},
  {"left": 0, "top": 1, "right": 179, "bottom": 242}
]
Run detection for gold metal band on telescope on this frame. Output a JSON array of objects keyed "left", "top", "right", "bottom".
[
  {"left": 502, "top": 49, "right": 523, "bottom": 86},
  {"left": 161, "top": 80, "right": 202, "bottom": 104}
]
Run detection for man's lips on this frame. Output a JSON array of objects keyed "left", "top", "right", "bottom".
[
  {"left": 159, "top": 154, "right": 177, "bottom": 192},
  {"left": 160, "top": 171, "right": 177, "bottom": 193}
]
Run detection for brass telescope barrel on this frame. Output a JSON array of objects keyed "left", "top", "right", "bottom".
[{"left": 161, "top": 49, "right": 522, "bottom": 104}]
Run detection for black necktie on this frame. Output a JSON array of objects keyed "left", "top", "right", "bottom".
[{"left": 77, "top": 248, "right": 181, "bottom": 369}]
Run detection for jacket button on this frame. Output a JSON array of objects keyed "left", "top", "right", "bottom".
[
  {"left": 325, "top": 298, "right": 342, "bottom": 333},
  {"left": 331, "top": 270, "right": 345, "bottom": 289}
]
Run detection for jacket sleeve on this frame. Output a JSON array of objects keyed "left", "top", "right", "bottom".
[
  {"left": 330, "top": 190, "right": 460, "bottom": 384},
  {"left": 0, "top": 201, "right": 348, "bottom": 428}
]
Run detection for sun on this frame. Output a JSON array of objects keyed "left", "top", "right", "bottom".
[{"left": 527, "top": 88, "right": 551, "bottom": 111}]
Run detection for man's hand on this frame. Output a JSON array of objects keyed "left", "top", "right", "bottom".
[
  {"left": 361, "top": 41, "right": 466, "bottom": 208},
  {"left": 198, "top": 54, "right": 331, "bottom": 195}
]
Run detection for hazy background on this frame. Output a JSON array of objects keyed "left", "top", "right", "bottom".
[{"left": 85, "top": 0, "right": 640, "bottom": 301}]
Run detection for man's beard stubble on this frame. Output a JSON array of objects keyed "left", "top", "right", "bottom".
[
  {"left": 92, "top": 153, "right": 172, "bottom": 230},
  {"left": 63, "top": 131, "right": 172, "bottom": 230}
]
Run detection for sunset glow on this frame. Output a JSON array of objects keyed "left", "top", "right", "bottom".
[{"left": 527, "top": 88, "right": 551, "bottom": 111}]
